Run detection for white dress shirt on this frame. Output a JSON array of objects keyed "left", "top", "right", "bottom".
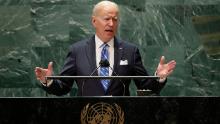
[{"left": 95, "top": 35, "right": 114, "bottom": 76}]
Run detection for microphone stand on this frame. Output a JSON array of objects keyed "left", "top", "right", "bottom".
[
  {"left": 100, "top": 59, "right": 126, "bottom": 96},
  {"left": 109, "top": 66, "right": 126, "bottom": 96},
  {"left": 82, "top": 65, "right": 101, "bottom": 96}
]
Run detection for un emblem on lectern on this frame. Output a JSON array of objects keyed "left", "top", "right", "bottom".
[{"left": 81, "top": 102, "right": 124, "bottom": 124}]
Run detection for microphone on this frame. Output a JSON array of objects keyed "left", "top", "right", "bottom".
[
  {"left": 81, "top": 59, "right": 109, "bottom": 96},
  {"left": 99, "top": 59, "right": 110, "bottom": 67},
  {"left": 82, "top": 59, "right": 126, "bottom": 96}
]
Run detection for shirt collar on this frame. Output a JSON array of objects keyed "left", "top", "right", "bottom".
[{"left": 95, "top": 35, "right": 114, "bottom": 48}]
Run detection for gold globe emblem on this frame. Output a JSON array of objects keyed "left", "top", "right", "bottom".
[{"left": 81, "top": 102, "right": 124, "bottom": 124}]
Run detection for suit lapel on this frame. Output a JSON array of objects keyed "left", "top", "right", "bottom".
[
  {"left": 107, "top": 37, "right": 123, "bottom": 92},
  {"left": 112, "top": 37, "right": 123, "bottom": 76},
  {"left": 85, "top": 36, "right": 98, "bottom": 76}
]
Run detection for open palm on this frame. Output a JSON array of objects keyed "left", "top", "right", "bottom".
[{"left": 156, "top": 56, "right": 176, "bottom": 79}]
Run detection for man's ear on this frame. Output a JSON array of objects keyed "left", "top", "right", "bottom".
[{"left": 91, "top": 16, "right": 96, "bottom": 27}]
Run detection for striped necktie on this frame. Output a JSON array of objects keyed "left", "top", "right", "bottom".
[{"left": 100, "top": 44, "right": 110, "bottom": 92}]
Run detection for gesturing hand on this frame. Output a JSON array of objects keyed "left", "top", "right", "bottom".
[
  {"left": 35, "top": 62, "right": 53, "bottom": 83},
  {"left": 156, "top": 56, "right": 176, "bottom": 79}
]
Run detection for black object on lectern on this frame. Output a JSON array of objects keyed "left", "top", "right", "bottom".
[{"left": 136, "top": 89, "right": 158, "bottom": 96}]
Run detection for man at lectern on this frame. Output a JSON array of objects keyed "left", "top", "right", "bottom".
[{"left": 35, "top": 0, "right": 176, "bottom": 96}]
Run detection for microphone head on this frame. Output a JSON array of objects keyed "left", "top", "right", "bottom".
[{"left": 99, "top": 59, "right": 110, "bottom": 67}]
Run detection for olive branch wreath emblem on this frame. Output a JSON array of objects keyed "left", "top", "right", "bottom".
[{"left": 81, "top": 102, "right": 124, "bottom": 124}]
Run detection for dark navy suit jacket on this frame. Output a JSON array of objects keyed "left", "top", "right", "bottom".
[{"left": 43, "top": 35, "right": 165, "bottom": 96}]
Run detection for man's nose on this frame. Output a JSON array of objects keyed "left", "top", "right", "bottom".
[{"left": 108, "top": 19, "right": 114, "bottom": 26}]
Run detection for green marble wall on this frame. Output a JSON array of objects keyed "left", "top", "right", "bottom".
[{"left": 0, "top": 0, "right": 220, "bottom": 97}]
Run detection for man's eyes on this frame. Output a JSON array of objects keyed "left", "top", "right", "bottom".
[{"left": 103, "top": 17, "right": 118, "bottom": 21}]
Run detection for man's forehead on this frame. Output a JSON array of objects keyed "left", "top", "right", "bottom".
[{"left": 98, "top": 8, "right": 118, "bottom": 16}]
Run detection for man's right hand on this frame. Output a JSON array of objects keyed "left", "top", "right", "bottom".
[{"left": 35, "top": 62, "right": 53, "bottom": 83}]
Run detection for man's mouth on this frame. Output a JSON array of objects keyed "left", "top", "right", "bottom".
[{"left": 105, "top": 29, "right": 113, "bottom": 32}]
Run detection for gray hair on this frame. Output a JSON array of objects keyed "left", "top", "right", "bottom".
[{"left": 92, "top": 0, "right": 119, "bottom": 16}]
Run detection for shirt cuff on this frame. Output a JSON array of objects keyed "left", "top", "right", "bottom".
[
  {"left": 40, "top": 80, "right": 53, "bottom": 87},
  {"left": 158, "top": 77, "right": 166, "bottom": 83},
  {"left": 154, "top": 71, "right": 166, "bottom": 83}
]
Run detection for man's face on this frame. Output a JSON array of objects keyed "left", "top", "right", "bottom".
[{"left": 92, "top": 5, "right": 119, "bottom": 42}]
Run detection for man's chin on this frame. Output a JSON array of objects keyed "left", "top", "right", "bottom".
[
  {"left": 106, "top": 33, "right": 115, "bottom": 38},
  {"left": 105, "top": 37, "right": 114, "bottom": 41}
]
